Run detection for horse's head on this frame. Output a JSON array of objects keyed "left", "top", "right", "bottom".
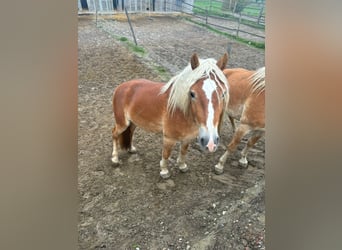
[{"left": 188, "top": 53, "right": 229, "bottom": 152}]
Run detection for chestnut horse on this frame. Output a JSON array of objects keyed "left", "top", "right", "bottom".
[
  {"left": 112, "top": 53, "right": 229, "bottom": 179},
  {"left": 215, "top": 66, "right": 265, "bottom": 174}
]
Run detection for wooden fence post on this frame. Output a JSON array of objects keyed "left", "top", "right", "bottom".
[
  {"left": 125, "top": 7, "right": 138, "bottom": 46},
  {"left": 96, "top": 9, "right": 98, "bottom": 26},
  {"left": 227, "top": 43, "right": 232, "bottom": 55},
  {"left": 236, "top": 12, "right": 241, "bottom": 38},
  {"left": 258, "top": 5, "right": 264, "bottom": 24}
]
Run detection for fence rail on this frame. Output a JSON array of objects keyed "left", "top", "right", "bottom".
[
  {"left": 180, "top": 0, "right": 264, "bottom": 45},
  {"left": 78, "top": 0, "right": 193, "bottom": 13}
]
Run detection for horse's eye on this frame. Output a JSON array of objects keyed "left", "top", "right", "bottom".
[
  {"left": 222, "top": 91, "right": 227, "bottom": 99},
  {"left": 190, "top": 91, "right": 196, "bottom": 99}
]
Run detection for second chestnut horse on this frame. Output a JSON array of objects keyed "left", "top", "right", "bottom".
[{"left": 215, "top": 66, "right": 265, "bottom": 174}]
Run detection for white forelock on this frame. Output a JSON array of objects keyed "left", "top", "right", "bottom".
[{"left": 160, "top": 58, "right": 228, "bottom": 114}]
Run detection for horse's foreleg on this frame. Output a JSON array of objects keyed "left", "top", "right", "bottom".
[
  {"left": 239, "top": 130, "right": 264, "bottom": 167},
  {"left": 215, "top": 124, "right": 250, "bottom": 174},
  {"left": 160, "top": 138, "right": 176, "bottom": 179},
  {"left": 177, "top": 141, "right": 190, "bottom": 173}
]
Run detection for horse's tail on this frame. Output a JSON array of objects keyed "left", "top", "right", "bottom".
[
  {"left": 117, "top": 124, "right": 133, "bottom": 150},
  {"left": 250, "top": 66, "right": 265, "bottom": 94}
]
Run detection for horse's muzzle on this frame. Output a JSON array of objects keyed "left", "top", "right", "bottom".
[{"left": 198, "top": 128, "right": 219, "bottom": 152}]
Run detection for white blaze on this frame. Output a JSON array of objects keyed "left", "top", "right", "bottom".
[{"left": 202, "top": 79, "right": 217, "bottom": 141}]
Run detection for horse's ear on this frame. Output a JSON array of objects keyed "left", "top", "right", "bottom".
[
  {"left": 216, "top": 53, "right": 228, "bottom": 70},
  {"left": 190, "top": 53, "right": 200, "bottom": 70}
]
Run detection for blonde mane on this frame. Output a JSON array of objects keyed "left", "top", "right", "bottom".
[
  {"left": 249, "top": 66, "right": 265, "bottom": 94},
  {"left": 160, "top": 58, "right": 228, "bottom": 114}
]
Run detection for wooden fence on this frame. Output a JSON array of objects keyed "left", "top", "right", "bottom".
[
  {"left": 185, "top": 0, "right": 265, "bottom": 43},
  {"left": 78, "top": 0, "right": 194, "bottom": 13}
]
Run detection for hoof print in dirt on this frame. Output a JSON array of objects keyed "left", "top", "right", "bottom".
[{"left": 157, "top": 179, "right": 175, "bottom": 190}]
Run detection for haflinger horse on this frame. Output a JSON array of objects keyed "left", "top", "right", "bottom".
[
  {"left": 214, "top": 66, "right": 265, "bottom": 174},
  {"left": 112, "top": 53, "right": 229, "bottom": 179}
]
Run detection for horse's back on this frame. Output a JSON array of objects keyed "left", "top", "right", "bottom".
[
  {"left": 113, "top": 79, "right": 163, "bottom": 106},
  {"left": 224, "top": 68, "right": 265, "bottom": 128}
]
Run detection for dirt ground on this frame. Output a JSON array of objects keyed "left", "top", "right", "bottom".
[{"left": 78, "top": 15, "right": 265, "bottom": 249}]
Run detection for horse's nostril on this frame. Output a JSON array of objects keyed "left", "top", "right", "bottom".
[{"left": 200, "top": 137, "right": 205, "bottom": 145}]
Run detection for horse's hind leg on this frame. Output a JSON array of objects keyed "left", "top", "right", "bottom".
[
  {"left": 128, "top": 123, "right": 137, "bottom": 153},
  {"left": 111, "top": 121, "right": 130, "bottom": 164},
  {"left": 215, "top": 124, "right": 250, "bottom": 174},
  {"left": 239, "top": 130, "right": 264, "bottom": 167},
  {"left": 228, "top": 115, "right": 236, "bottom": 132},
  {"left": 111, "top": 125, "right": 122, "bottom": 164},
  {"left": 177, "top": 141, "right": 190, "bottom": 173},
  {"left": 160, "top": 137, "right": 176, "bottom": 179}
]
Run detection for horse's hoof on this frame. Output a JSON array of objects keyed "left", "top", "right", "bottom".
[
  {"left": 160, "top": 169, "right": 170, "bottom": 179},
  {"left": 179, "top": 164, "right": 189, "bottom": 173},
  {"left": 128, "top": 146, "right": 137, "bottom": 154},
  {"left": 238, "top": 158, "right": 248, "bottom": 168},
  {"left": 111, "top": 157, "right": 120, "bottom": 165},
  {"left": 214, "top": 164, "right": 224, "bottom": 175}
]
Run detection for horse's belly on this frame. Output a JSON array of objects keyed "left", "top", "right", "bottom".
[
  {"left": 227, "top": 104, "right": 243, "bottom": 120},
  {"left": 128, "top": 113, "right": 163, "bottom": 133}
]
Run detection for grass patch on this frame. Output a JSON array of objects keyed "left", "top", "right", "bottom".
[
  {"left": 116, "top": 36, "right": 146, "bottom": 56},
  {"left": 186, "top": 18, "right": 264, "bottom": 49},
  {"left": 119, "top": 36, "right": 128, "bottom": 42},
  {"left": 132, "top": 45, "right": 145, "bottom": 54},
  {"left": 153, "top": 65, "right": 171, "bottom": 80},
  {"left": 155, "top": 65, "right": 166, "bottom": 73}
]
